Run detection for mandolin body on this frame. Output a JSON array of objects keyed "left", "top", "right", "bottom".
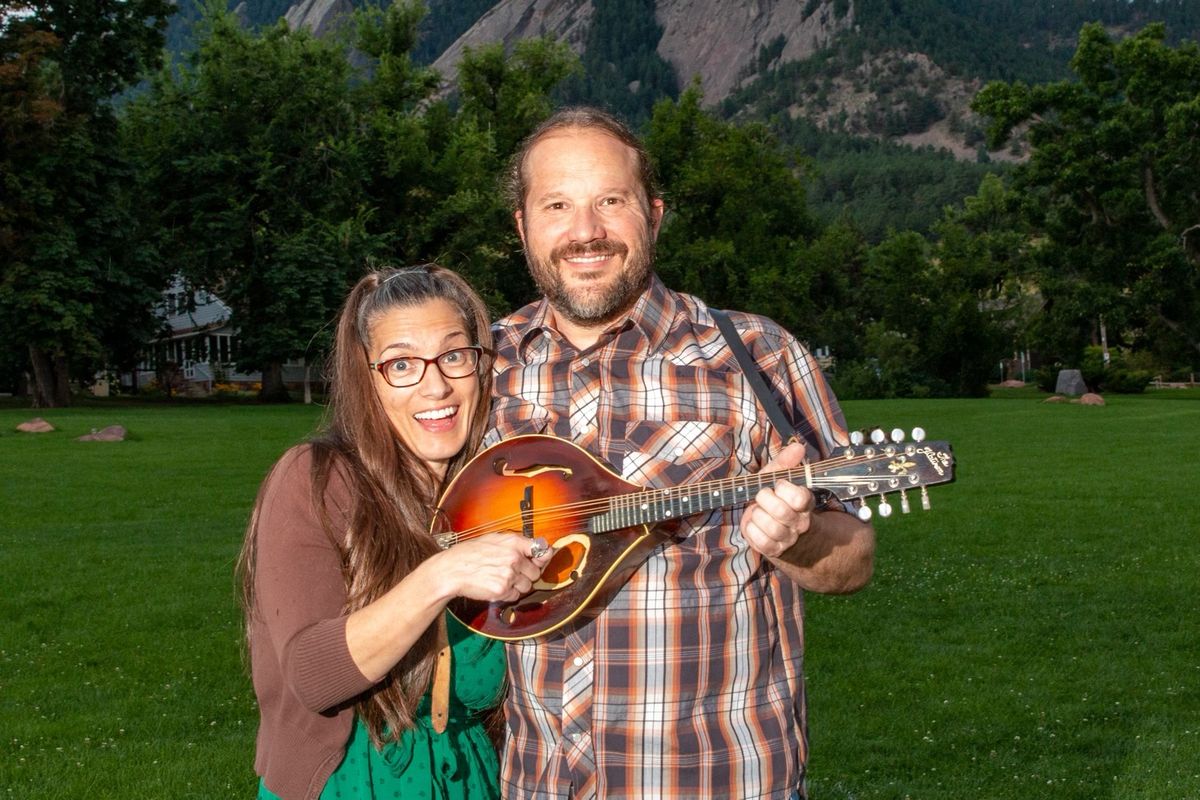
[{"left": 433, "top": 435, "right": 671, "bottom": 640}]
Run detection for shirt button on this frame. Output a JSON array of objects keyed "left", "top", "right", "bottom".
[
  {"left": 573, "top": 656, "right": 585, "bottom": 667},
  {"left": 674, "top": 447, "right": 685, "bottom": 457},
  {"left": 580, "top": 357, "right": 591, "bottom": 367},
  {"left": 570, "top": 732, "right": 582, "bottom": 744}
]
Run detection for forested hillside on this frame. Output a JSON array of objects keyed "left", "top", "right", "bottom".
[
  {"left": 161, "top": 0, "right": 1200, "bottom": 241},
  {"left": 7, "top": 0, "right": 1199, "bottom": 405}
]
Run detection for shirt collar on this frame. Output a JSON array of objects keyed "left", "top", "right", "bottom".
[{"left": 515, "top": 273, "right": 681, "bottom": 360}]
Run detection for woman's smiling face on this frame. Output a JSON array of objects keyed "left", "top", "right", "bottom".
[{"left": 368, "top": 298, "right": 481, "bottom": 480}]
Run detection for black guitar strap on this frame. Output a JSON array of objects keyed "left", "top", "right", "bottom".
[
  {"left": 710, "top": 309, "right": 800, "bottom": 445},
  {"left": 712, "top": 309, "right": 841, "bottom": 510}
]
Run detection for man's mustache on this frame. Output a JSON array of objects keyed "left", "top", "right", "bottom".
[{"left": 551, "top": 241, "right": 628, "bottom": 261}]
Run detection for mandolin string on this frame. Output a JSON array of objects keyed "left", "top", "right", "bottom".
[{"left": 442, "top": 450, "right": 938, "bottom": 544}]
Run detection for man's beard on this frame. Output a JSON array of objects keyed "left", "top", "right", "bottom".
[{"left": 526, "top": 233, "right": 655, "bottom": 329}]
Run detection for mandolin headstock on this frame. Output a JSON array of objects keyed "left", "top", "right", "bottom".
[{"left": 815, "top": 427, "right": 955, "bottom": 521}]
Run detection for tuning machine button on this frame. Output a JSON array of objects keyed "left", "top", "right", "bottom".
[{"left": 856, "top": 504, "right": 873, "bottom": 522}]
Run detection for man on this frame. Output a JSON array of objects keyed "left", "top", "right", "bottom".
[{"left": 485, "top": 107, "right": 875, "bottom": 799}]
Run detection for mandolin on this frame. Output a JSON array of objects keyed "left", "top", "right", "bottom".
[{"left": 432, "top": 429, "right": 954, "bottom": 641}]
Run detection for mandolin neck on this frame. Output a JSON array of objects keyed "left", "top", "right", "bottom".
[
  {"left": 589, "top": 466, "right": 803, "bottom": 534},
  {"left": 586, "top": 440, "right": 954, "bottom": 534}
]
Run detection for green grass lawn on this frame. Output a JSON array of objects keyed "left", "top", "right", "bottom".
[{"left": 1, "top": 391, "right": 1197, "bottom": 798}]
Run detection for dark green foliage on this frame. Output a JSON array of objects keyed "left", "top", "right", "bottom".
[
  {"left": 413, "top": 0, "right": 495, "bottom": 64},
  {"left": 554, "top": 0, "right": 679, "bottom": 128},
  {"left": 127, "top": 4, "right": 580, "bottom": 402},
  {"left": 722, "top": 0, "right": 1200, "bottom": 252},
  {"left": 828, "top": 174, "right": 1021, "bottom": 399},
  {"left": 380, "top": 36, "right": 578, "bottom": 311},
  {"left": 845, "top": 0, "right": 1199, "bottom": 83},
  {"left": 1, "top": 0, "right": 174, "bottom": 406},
  {"left": 1080, "top": 346, "right": 1154, "bottom": 394},
  {"left": 974, "top": 22, "right": 1200, "bottom": 367},
  {"left": 126, "top": 11, "right": 387, "bottom": 400},
  {"left": 646, "top": 89, "right": 823, "bottom": 337},
  {"left": 771, "top": 115, "right": 1004, "bottom": 242}
]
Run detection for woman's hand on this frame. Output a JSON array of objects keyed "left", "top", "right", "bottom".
[
  {"left": 428, "top": 533, "right": 554, "bottom": 603},
  {"left": 344, "top": 534, "right": 554, "bottom": 682}
]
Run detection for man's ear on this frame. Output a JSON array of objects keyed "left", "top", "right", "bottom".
[
  {"left": 514, "top": 210, "right": 527, "bottom": 246},
  {"left": 649, "top": 198, "right": 665, "bottom": 239}
]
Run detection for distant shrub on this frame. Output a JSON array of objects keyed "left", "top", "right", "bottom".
[
  {"left": 1034, "top": 365, "right": 1060, "bottom": 393},
  {"left": 1102, "top": 369, "right": 1152, "bottom": 394}
]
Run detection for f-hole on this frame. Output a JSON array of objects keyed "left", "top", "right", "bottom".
[{"left": 520, "top": 485, "right": 534, "bottom": 539}]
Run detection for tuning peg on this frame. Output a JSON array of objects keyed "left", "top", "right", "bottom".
[
  {"left": 920, "top": 486, "right": 931, "bottom": 511},
  {"left": 899, "top": 489, "right": 911, "bottom": 514},
  {"left": 870, "top": 428, "right": 887, "bottom": 444},
  {"left": 856, "top": 503, "right": 873, "bottom": 522},
  {"left": 911, "top": 427, "right": 926, "bottom": 442},
  {"left": 877, "top": 498, "right": 893, "bottom": 518},
  {"left": 890, "top": 428, "right": 905, "bottom": 443},
  {"left": 850, "top": 430, "right": 865, "bottom": 446}
]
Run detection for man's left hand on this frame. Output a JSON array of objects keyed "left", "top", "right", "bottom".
[{"left": 741, "top": 442, "right": 815, "bottom": 558}]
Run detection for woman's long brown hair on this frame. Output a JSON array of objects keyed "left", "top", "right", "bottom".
[{"left": 237, "top": 265, "right": 495, "bottom": 745}]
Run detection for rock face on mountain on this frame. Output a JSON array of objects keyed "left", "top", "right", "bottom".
[
  {"left": 657, "top": 0, "right": 851, "bottom": 100},
  {"left": 285, "top": 0, "right": 355, "bottom": 37},
  {"left": 432, "top": 0, "right": 594, "bottom": 87},
  {"left": 431, "top": 0, "right": 850, "bottom": 103}
]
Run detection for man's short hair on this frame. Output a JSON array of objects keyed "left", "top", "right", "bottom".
[{"left": 504, "top": 107, "right": 660, "bottom": 215}]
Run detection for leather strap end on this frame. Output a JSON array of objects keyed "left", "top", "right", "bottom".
[{"left": 431, "top": 618, "right": 451, "bottom": 735}]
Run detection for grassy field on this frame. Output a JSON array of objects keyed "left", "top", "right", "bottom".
[{"left": 1, "top": 391, "right": 1197, "bottom": 798}]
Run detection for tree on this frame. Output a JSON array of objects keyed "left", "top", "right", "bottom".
[
  {"left": 0, "top": 0, "right": 173, "bottom": 406},
  {"left": 646, "top": 87, "right": 821, "bottom": 336},
  {"left": 973, "top": 22, "right": 1200, "bottom": 365},
  {"left": 374, "top": 36, "right": 579, "bottom": 313},
  {"left": 126, "top": 10, "right": 379, "bottom": 401}
]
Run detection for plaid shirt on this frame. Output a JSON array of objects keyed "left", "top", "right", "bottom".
[{"left": 486, "top": 275, "right": 850, "bottom": 800}]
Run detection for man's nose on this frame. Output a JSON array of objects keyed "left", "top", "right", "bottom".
[{"left": 568, "top": 204, "right": 606, "bottom": 242}]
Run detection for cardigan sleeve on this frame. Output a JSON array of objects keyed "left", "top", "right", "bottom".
[{"left": 252, "top": 445, "right": 374, "bottom": 713}]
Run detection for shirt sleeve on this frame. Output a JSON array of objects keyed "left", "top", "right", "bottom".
[{"left": 252, "top": 446, "right": 374, "bottom": 713}]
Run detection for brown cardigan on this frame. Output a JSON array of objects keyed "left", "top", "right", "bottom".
[{"left": 248, "top": 445, "right": 375, "bottom": 800}]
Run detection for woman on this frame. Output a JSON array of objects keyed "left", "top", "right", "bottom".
[{"left": 238, "top": 266, "right": 551, "bottom": 800}]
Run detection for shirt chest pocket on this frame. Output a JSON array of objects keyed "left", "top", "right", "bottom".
[{"left": 619, "top": 419, "right": 738, "bottom": 487}]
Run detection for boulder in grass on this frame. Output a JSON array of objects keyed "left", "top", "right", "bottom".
[
  {"left": 1055, "top": 369, "right": 1088, "bottom": 396},
  {"left": 1079, "top": 393, "right": 1106, "bottom": 406},
  {"left": 76, "top": 425, "right": 127, "bottom": 442},
  {"left": 17, "top": 418, "right": 55, "bottom": 433},
  {"left": 1043, "top": 395, "right": 1067, "bottom": 403}
]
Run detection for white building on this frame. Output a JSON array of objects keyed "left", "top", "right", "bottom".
[{"left": 121, "top": 278, "right": 310, "bottom": 395}]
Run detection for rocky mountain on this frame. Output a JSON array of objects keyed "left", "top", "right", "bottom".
[
  {"left": 162, "top": 0, "right": 1199, "bottom": 238},
  {"left": 169, "top": 0, "right": 1199, "bottom": 163},
  {"left": 431, "top": 0, "right": 851, "bottom": 105}
]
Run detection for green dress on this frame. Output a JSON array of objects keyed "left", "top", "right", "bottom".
[{"left": 259, "top": 614, "right": 505, "bottom": 800}]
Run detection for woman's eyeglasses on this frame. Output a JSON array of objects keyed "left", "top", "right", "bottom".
[{"left": 369, "top": 346, "right": 483, "bottom": 388}]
